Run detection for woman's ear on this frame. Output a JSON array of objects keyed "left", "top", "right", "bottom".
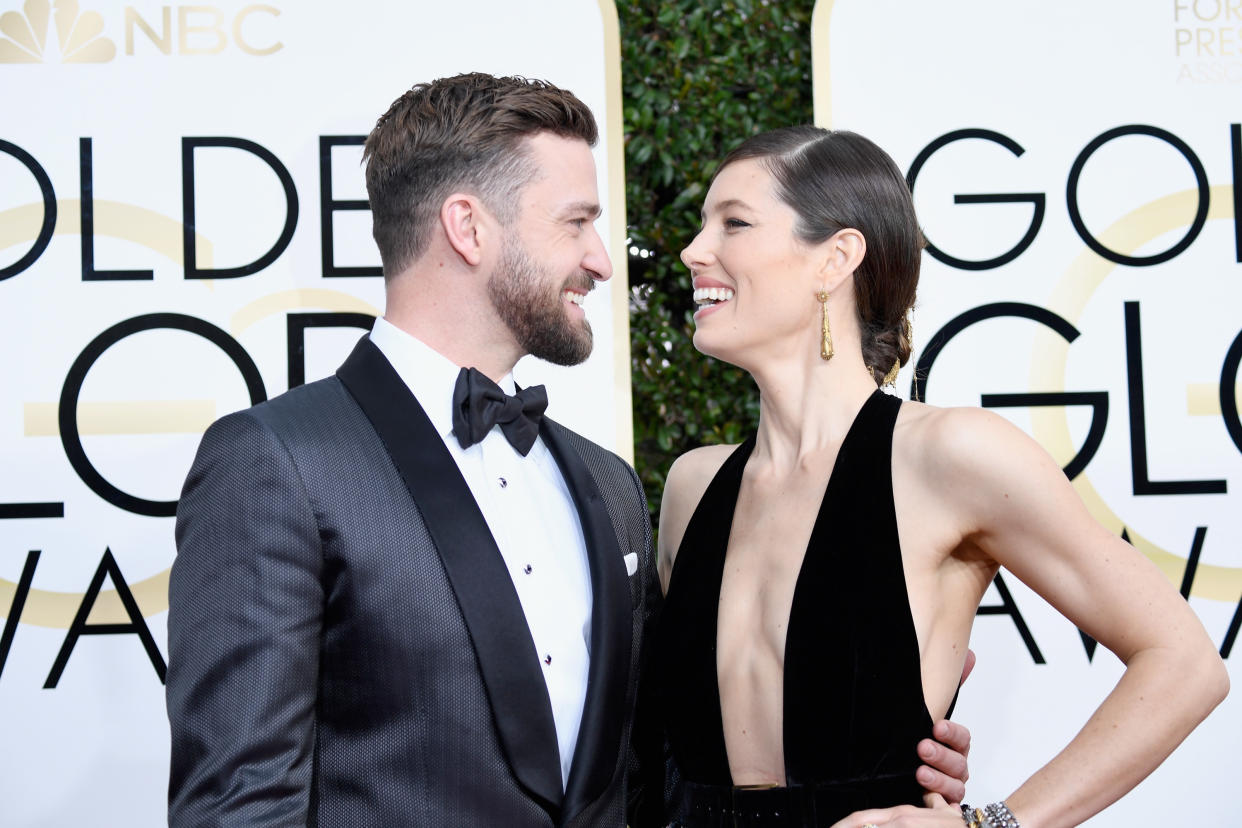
[
  {"left": 440, "top": 194, "right": 487, "bottom": 267},
  {"left": 821, "top": 227, "right": 866, "bottom": 291}
]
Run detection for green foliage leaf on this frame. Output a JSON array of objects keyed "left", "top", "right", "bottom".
[{"left": 618, "top": 0, "right": 814, "bottom": 531}]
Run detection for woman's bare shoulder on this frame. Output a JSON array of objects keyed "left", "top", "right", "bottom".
[
  {"left": 669, "top": 442, "right": 738, "bottom": 485},
  {"left": 895, "top": 399, "right": 1079, "bottom": 542},
  {"left": 895, "top": 399, "right": 1035, "bottom": 474},
  {"left": 662, "top": 443, "right": 738, "bottom": 533},
  {"left": 656, "top": 443, "right": 739, "bottom": 592}
]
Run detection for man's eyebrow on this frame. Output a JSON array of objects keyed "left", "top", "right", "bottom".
[
  {"left": 700, "top": 198, "right": 753, "bottom": 221},
  {"left": 558, "top": 201, "right": 602, "bottom": 220}
]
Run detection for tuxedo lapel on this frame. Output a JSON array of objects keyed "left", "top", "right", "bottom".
[
  {"left": 336, "top": 337, "right": 564, "bottom": 813},
  {"left": 540, "top": 421, "right": 632, "bottom": 822}
]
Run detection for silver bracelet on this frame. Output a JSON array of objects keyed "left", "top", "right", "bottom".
[
  {"left": 984, "top": 802, "right": 1020, "bottom": 828},
  {"left": 960, "top": 802, "right": 1021, "bottom": 828}
]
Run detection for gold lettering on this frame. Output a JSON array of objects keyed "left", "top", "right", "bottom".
[
  {"left": 1220, "top": 26, "right": 1238, "bottom": 55},
  {"left": 233, "top": 5, "right": 282, "bottom": 56},
  {"left": 1176, "top": 27, "right": 1194, "bottom": 54},
  {"left": 1176, "top": 0, "right": 1242, "bottom": 20},
  {"left": 123, "top": 6, "right": 172, "bottom": 55},
  {"left": 178, "top": 5, "right": 226, "bottom": 55},
  {"left": 1193, "top": 0, "right": 1222, "bottom": 20},
  {"left": 1197, "top": 26, "right": 1217, "bottom": 55}
]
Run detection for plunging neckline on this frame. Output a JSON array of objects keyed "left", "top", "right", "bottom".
[
  {"left": 712, "top": 389, "right": 891, "bottom": 785},
  {"left": 657, "top": 386, "right": 933, "bottom": 801}
]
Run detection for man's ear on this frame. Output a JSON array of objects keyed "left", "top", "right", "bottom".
[
  {"left": 820, "top": 227, "right": 866, "bottom": 291},
  {"left": 440, "top": 194, "right": 489, "bottom": 267}
]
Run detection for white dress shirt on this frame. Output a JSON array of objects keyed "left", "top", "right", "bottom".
[{"left": 370, "top": 317, "right": 593, "bottom": 789}]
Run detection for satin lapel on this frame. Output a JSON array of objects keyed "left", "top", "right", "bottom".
[
  {"left": 540, "top": 420, "right": 632, "bottom": 822},
  {"left": 336, "top": 337, "right": 564, "bottom": 813}
]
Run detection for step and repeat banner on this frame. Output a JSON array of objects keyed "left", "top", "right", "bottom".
[
  {"left": 814, "top": 0, "right": 1240, "bottom": 823},
  {"left": 0, "top": 1, "right": 627, "bottom": 824}
]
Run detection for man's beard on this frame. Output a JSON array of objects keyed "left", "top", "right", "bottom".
[{"left": 488, "top": 237, "right": 594, "bottom": 366}]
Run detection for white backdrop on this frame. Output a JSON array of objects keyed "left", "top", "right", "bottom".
[
  {"left": 814, "top": 0, "right": 1241, "bottom": 823},
  {"left": 0, "top": 1, "right": 627, "bottom": 824}
]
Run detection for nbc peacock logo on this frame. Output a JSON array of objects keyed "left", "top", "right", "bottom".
[{"left": 0, "top": 0, "right": 116, "bottom": 63}]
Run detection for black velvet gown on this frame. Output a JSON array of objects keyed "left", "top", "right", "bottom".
[{"left": 651, "top": 390, "right": 934, "bottom": 826}]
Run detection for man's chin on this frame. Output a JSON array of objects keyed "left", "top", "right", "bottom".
[
  {"left": 535, "top": 343, "right": 593, "bottom": 366},
  {"left": 529, "top": 326, "right": 593, "bottom": 366}
]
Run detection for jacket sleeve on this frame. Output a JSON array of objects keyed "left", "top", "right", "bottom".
[{"left": 166, "top": 411, "right": 323, "bottom": 827}]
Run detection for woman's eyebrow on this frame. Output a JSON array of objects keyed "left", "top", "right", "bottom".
[{"left": 701, "top": 198, "right": 754, "bottom": 221}]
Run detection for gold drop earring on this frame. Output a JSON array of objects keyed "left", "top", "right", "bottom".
[
  {"left": 817, "top": 290, "right": 834, "bottom": 361},
  {"left": 883, "top": 313, "right": 913, "bottom": 386},
  {"left": 882, "top": 359, "right": 900, "bottom": 386}
]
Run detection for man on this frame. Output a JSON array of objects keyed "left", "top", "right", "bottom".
[{"left": 166, "top": 73, "right": 970, "bottom": 827}]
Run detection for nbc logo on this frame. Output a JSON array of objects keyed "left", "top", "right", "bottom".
[
  {"left": 0, "top": 0, "right": 116, "bottom": 63},
  {"left": 0, "top": 2, "right": 282, "bottom": 62}
]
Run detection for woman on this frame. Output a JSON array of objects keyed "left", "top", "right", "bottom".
[{"left": 650, "top": 126, "right": 1228, "bottom": 828}]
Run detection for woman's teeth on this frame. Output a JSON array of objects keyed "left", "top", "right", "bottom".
[{"left": 693, "top": 287, "right": 735, "bottom": 306}]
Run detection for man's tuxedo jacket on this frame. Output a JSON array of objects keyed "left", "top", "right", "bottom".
[{"left": 166, "top": 337, "right": 662, "bottom": 827}]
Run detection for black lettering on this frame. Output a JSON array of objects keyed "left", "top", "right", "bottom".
[
  {"left": 182, "top": 137, "right": 299, "bottom": 279},
  {"left": 981, "top": 392, "right": 1109, "bottom": 480},
  {"left": 0, "top": 139, "right": 56, "bottom": 282},
  {"left": 906, "top": 129, "right": 1044, "bottom": 270},
  {"left": 1232, "top": 124, "right": 1241, "bottom": 263},
  {"left": 912, "top": 302, "right": 1079, "bottom": 402},
  {"left": 79, "top": 138, "right": 152, "bottom": 281},
  {"left": 1178, "top": 526, "right": 1208, "bottom": 599},
  {"left": 319, "top": 135, "right": 380, "bottom": 278},
  {"left": 0, "top": 551, "right": 40, "bottom": 681},
  {"left": 286, "top": 311, "right": 375, "bottom": 388},
  {"left": 60, "top": 313, "right": 266, "bottom": 517},
  {"left": 1223, "top": 592, "right": 1242, "bottom": 659},
  {"left": 1220, "top": 325, "right": 1242, "bottom": 456},
  {"left": 1079, "top": 628, "right": 1100, "bottom": 662},
  {"left": 44, "top": 548, "right": 167, "bottom": 687},
  {"left": 1067, "top": 125, "right": 1209, "bottom": 266},
  {"left": 1125, "top": 302, "right": 1226, "bottom": 494},
  {"left": 976, "top": 572, "right": 1045, "bottom": 664},
  {"left": 0, "top": 503, "right": 64, "bottom": 519}
]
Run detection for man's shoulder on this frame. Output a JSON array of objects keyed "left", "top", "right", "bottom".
[
  {"left": 253, "top": 374, "right": 351, "bottom": 416},
  {"left": 200, "top": 375, "right": 359, "bottom": 453},
  {"left": 544, "top": 420, "right": 649, "bottom": 522},
  {"left": 545, "top": 419, "right": 635, "bottom": 477},
  {"left": 218, "top": 374, "right": 352, "bottom": 429}
]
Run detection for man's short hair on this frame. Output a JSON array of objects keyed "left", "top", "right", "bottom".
[{"left": 363, "top": 72, "right": 599, "bottom": 277}]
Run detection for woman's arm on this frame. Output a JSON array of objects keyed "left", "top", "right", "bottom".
[
  {"left": 954, "top": 408, "right": 1228, "bottom": 827},
  {"left": 835, "top": 407, "right": 1229, "bottom": 828}
]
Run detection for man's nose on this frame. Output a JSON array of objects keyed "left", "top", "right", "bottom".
[{"left": 584, "top": 224, "right": 613, "bottom": 282}]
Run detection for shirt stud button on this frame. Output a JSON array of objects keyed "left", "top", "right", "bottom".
[
  {"left": 498, "top": 477, "right": 508, "bottom": 488},
  {"left": 524, "top": 564, "right": 533, "bottom": 574},
  {"left": 543, "top": 654, "right": 552, "bottom": 665}
]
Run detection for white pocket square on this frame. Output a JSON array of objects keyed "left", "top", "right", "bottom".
[{"left": 623, "top": 552, "right": 638, "bottom": 577}]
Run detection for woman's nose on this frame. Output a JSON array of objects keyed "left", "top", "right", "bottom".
[{"left": 681, "top": 229, "right": 712, "bottom": 272}]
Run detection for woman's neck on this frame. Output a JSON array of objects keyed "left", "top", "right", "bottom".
[{"left": 748, "top": 352, "right": 879, "bottom": 474}]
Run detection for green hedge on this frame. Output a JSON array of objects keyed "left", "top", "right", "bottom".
[{"left": 618, "top": 0, "right": 815, "bottom": 526}]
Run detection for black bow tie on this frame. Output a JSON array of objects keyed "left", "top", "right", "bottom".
[{"left": 451, "top": 367, "right": 548, "bottom": 456}]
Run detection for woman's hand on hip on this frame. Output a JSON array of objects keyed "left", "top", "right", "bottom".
[{"left": 829, "top": 796, "right": 962, "bottom": 828}]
